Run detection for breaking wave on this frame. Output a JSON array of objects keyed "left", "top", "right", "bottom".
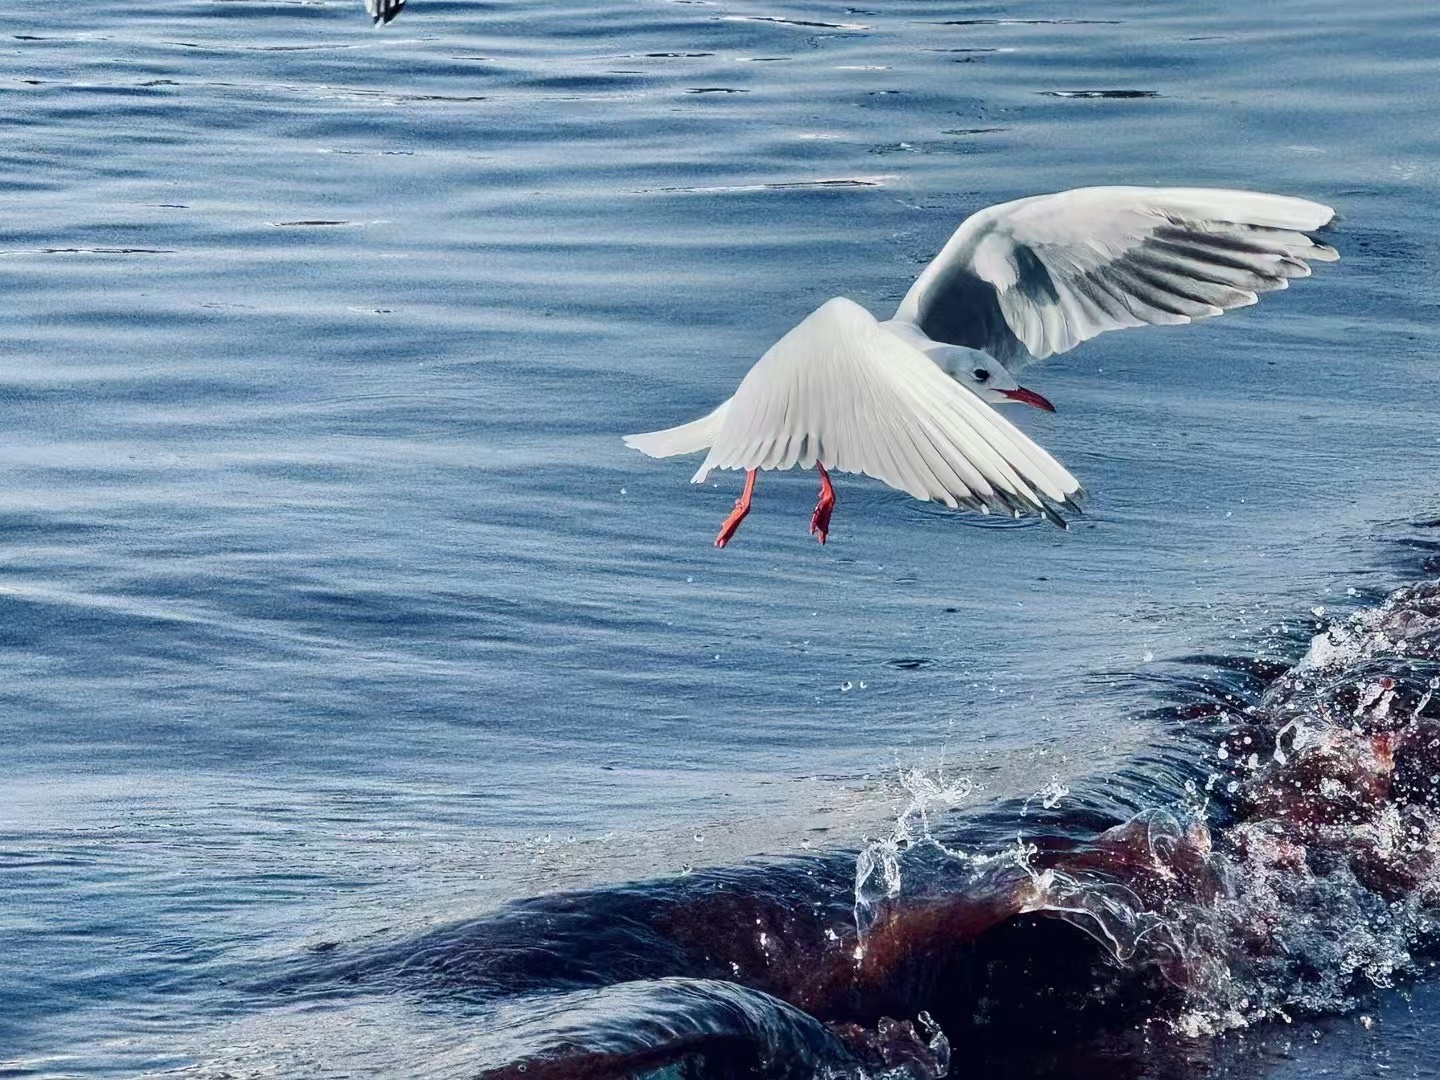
[{"left": 250, "top": 543, "right": 1440, "bottom": 1078}]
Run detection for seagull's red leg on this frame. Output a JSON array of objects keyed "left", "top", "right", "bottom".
[
  {"left": 810, "top": 462, "right": 836, "bottom": 544},
  {"left": 714, "top": 469, "right": 757, "bottom": 548}
]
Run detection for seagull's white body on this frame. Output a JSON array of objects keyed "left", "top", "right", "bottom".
[
  {"left": 625, "top": 186, "right": 1339, "bottom": 545},
  {"left": 626, "top": 298, "right": 1082, "bottom": 526}
]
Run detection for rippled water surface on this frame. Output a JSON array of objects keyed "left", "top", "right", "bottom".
[{"left": 4, "top": 0, "right": 1440, "bottom": 1075}]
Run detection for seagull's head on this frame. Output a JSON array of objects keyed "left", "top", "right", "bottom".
[{"left": 928, "top": 346, "right": 1056, "bottom": 412}]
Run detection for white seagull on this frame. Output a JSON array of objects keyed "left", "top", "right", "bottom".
[
  {"left": 365, "top": 0, "right": 405, "bottom": 24},
  {"left": 624, "top": 186, "right": 1338, "bottom": 547}
]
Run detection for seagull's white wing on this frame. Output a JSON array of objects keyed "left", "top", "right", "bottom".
[
  {"left": 894, "top": 186, "right": 1338, "bottom": 368},
  {"left": 366, "top": 0, "right": 405, "bottom": 23},
  {"left": 626, "top": 297, "right": 1082, "bottom": 523}
]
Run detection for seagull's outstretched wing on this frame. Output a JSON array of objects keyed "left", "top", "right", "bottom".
[
  {"left": 625, "top": 297, "right": 1082, "bottom": 523},
  {"left": 895, "top": 187, "right": 1338, "bottom": 368},
  {"left": 366, "top": 0, "right": 405, "bottom": 24}
]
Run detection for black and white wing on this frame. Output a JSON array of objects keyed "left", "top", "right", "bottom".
[
  {"left": 626, "top": 297, "right": 1082, "bottom": 524},
  {"left": 366, "top": 0, "right": 405, "bottom": 23},
  {"left": 894, "top": 186, "right": 1338, "bottom": 368}
]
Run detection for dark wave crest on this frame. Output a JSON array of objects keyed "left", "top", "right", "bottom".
[{"left": 261, "top": 562, "right": 1440, "bottom": 1078}]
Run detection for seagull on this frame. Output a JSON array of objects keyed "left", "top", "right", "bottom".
[
  {"left": 365, "top": 0, "right": 405, "bottom": 24},
  {"left": 624, "top": 186, "right": 1338, "bottom": 547}
]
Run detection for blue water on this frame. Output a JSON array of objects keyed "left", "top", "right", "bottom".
[{"left": 3, "top": 0, "right": 1439, "bottom": 1075}]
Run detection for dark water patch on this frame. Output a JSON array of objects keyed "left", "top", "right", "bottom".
[
  {"left": 633, "top": 176, "right": 892, "bottom": 195},
  {"left": 319, "top": 148, "right": 416, "bottom": 156},
  {"left": 719, "top": 15, "right": 869, "bottom": 31},
  {"left": 0, "top": 247, "right": 177, "bottom": 256},
  {"left": 766, "top": 178, "right": 884, "bottom": 188},
  {"left": 164, "top": 41, "right": 371, "bottom": 53},
  {"left": 519, "top": 73, "right": 648, "bottom": 92},
  {"left": 870, "top": 140, "right": 1001, "bottom": 158},
  {"left": 1042, "top": 89, "right": 1162, "bottom": 99},
  {"left": 929, "top": 18, "right": 1123, "bottom": 25}
]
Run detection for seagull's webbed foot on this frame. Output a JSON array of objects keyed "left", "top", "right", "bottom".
[
  {"left": 715, "top": 469, "right": 758, "bottom": 548},
  {"left": 809, "top": 463, "right": 835, "bottom": 545}
]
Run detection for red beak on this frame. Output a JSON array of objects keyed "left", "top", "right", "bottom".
[{"left": 999, "top": 386, "right": 1056, "bottom": 413}]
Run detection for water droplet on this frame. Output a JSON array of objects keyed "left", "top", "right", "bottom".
[{"left": 1039, "top": 778, "right": 1070, "bottom": 809}]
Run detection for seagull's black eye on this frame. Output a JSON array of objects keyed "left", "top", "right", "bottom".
[{"left": 972, "top": 368, "right": 990, "bottom": 383}]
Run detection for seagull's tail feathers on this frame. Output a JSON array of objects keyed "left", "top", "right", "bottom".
[{"left": 623, "top": 401, "right": 731, "bottom": 461}]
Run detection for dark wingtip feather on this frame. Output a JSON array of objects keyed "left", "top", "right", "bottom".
[
  {"left": 1028, "top": 493, "right": 1072, "bottom": 530},
  {"left": 369, "top": 0, "right": 405, "bottom": 23}
]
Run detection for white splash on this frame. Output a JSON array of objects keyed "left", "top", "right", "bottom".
[{"left": 853, "top": 764, "right": 975, "bottom": 936}]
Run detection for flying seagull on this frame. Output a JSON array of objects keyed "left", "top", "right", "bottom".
[
  {"left": 365, "top": 0, "right": 405, "bottom": 24},
  {"left": 624, "top": 186, "right": 1338, "bottom": 547}
]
